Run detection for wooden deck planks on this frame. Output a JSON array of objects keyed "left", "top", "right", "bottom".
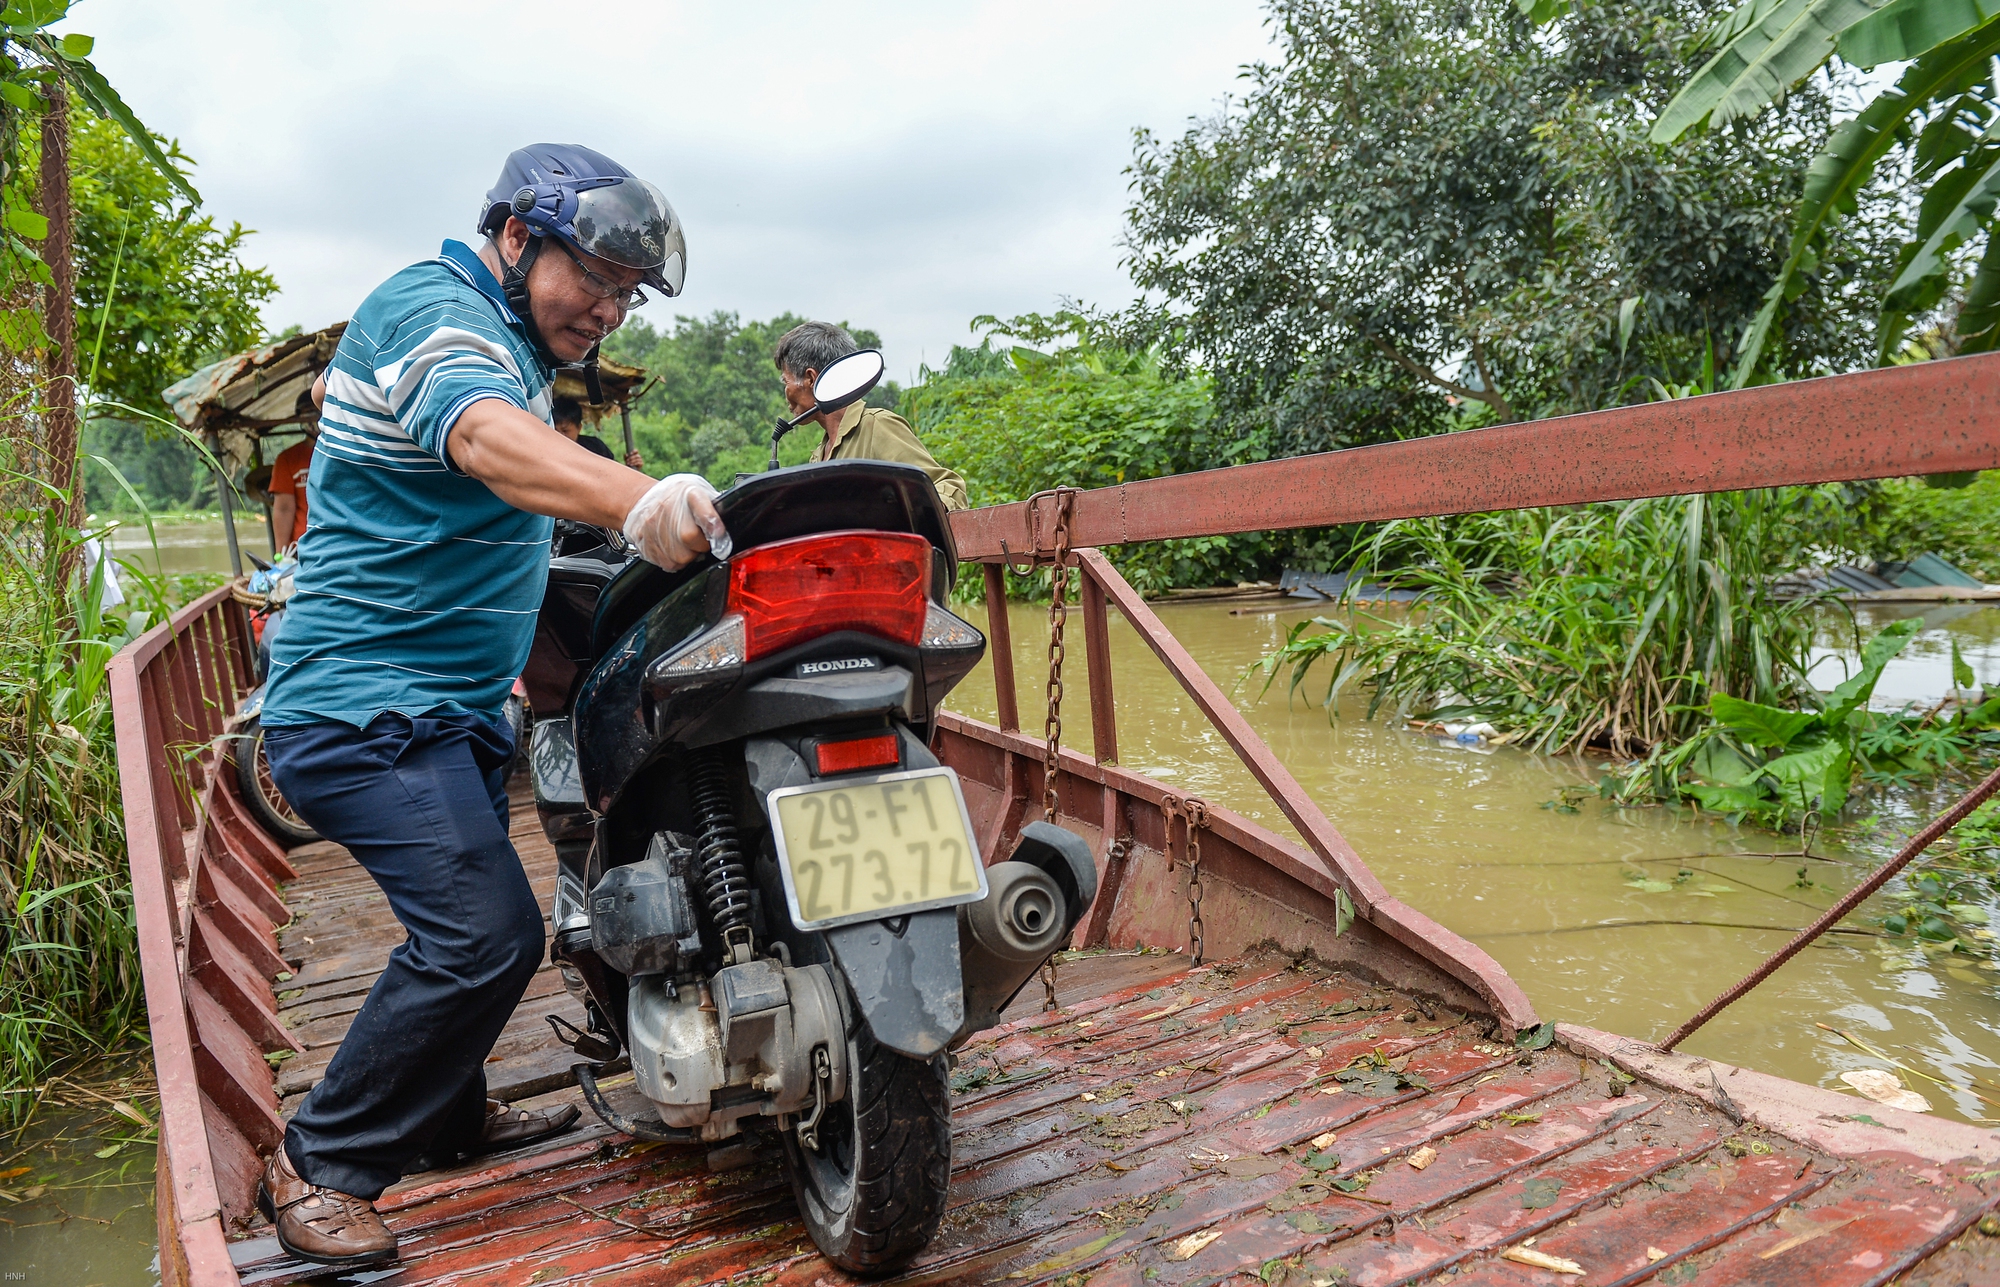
[
  {"left": 232, "top": 914, "right": 1995, "bottom": 1285},
  {"left": 268, "top": 781, "right": 590, "bottom": 1117}
]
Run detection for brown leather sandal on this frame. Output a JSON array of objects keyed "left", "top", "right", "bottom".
[
  {"left": 402, "top": 1099, "right": 582, "bottom": 1175},
  {"left": 256, "top": 1144, "right": 397, "bottom": 1267},
  {"left": 474, "top": 1098, "right": 582, "bottom": 1154}
]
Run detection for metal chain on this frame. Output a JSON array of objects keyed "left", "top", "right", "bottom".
[
  {"left": 1184, "top": 797, "right": 1208, "bottom": 966},
  {"left": 1158, "top": 795, "right": 1210, "bottom": 965},
  {"left": 1028, "top": 487, "right": 1076, "bottom": 1012},
  {"left": 1041, "top": 490, "right": 1075, "bottom": 822}
]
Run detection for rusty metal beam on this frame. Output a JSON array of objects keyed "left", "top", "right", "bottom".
[
  {"left": 1076, "top": 550, "right": 1381, "bottom": 905},
  {"left": 952, "top": 353, "right": 2000, "bottom": 559},
  {"left": 980, "top": 563, "right": 1019, "bottom": 732},
  {"left": 1080, "top": 570, "right": 1118, "bottom": 765},
  {"left": 1071, "top": 550, "right": 1538, "bottom": 1027}
]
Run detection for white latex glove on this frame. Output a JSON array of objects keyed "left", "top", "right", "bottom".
[{"left": 623, "top": 473, "right": 732, "bottom": 569}]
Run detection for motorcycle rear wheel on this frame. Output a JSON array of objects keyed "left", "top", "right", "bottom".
[
  {"left": 232, "top": 713, "right": 319, "bottom": 845},
  {"left": 780, "top": 1020, "right": 952, "bottom": 1275}
]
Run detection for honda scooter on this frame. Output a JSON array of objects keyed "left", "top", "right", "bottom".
[{"left": 523, "top": 350, "right": 1096, "bottom": 1274}]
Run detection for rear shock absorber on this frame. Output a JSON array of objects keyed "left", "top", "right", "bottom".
[{"left": 691, "top": 751, "right": 755, "bottom": 962}]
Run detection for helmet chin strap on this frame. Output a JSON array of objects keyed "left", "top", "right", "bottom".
[
  {"left": 501, "top": 233, "right": 607, "bottom": 402},
  {"left": 499, "top": 234, "right": 561, "bottom": 371}
]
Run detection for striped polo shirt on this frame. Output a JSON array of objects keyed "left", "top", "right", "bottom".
[{"left": 263, "top": 240, "right": 555, "bottom": 729}]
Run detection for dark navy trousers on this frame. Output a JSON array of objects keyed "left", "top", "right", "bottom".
[{"left": 263, "top": 713, "right": 543, "bottom": 1199}]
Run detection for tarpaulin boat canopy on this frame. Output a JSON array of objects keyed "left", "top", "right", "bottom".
[
  {"left": 163, "top": 321, "right": 647, "bottom": 443},
  {"left": 163, "top": 320, "right": 649, "bottom": 572}
]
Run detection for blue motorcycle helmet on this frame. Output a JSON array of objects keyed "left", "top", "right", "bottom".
[{"left": 478, "top": 144, "right": 686, "bottom": 374}]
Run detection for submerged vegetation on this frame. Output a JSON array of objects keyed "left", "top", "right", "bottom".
[
  {"left": 1256, "top": 490, "right": 1844, "bottom": 759},
  {"left": 1257, "top": 484, "right": 2000, "bottom": 832}
]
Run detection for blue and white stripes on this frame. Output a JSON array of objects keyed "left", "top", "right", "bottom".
[{"left": 263, "top": 240, "right": 557, "bottom": 730}]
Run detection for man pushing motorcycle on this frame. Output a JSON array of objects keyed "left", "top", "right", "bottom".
[{"left": 254, "top": 144, "right": 730, "bottom": 1267}]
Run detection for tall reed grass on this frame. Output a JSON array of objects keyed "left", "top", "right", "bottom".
[
  {"left": 0, "top": 423, "right": 184, "bottom": 1122},
  {"left": 1256, "top": 489, "right": 1856, "bottom": 758}
]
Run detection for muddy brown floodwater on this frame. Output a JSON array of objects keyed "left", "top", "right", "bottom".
[
  {"left": 945, "top": 596, "right": 2000, "bottom": 1126},
  {"left": 0, "top": 1071, "right": 163, "bottom": 1287},
  {"left": 19, "top": 518, "right": 1999, "bottom": 1284}
]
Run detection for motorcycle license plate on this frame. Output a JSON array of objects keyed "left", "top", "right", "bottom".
[{"left": 767, "top": 767, "right": 987, "bottom": 931}]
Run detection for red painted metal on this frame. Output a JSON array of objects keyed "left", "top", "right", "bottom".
[
  {"left": 1073, "top": 549, "right": 1540, "bottom": 1032},
  {"left": 951, "top": 351, "right": 2000, "bottom": 560},
  {"left": 1080, "top": 566, "right": 1118, "bottom": 765},
  {"left": 981, "top": 561, "right": 1019, "bottom": 731},
  {"left": 1663, "top": 759, "right": 2000, "bottom": 1050},
  {"left": 109, "top": 586, "right": 298, "bottom": 1286}
]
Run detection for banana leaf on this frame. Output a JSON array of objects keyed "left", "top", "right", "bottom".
[
  {"left": 1652, "top": 0, "right": 1887, "bottom": 144},
  {"left": 1839, "top": 0, "right": 2000, "bottom": 66},
  {"left": 1884, "top": 146, "right": 2000, "bottom": 311},
  {"left": 1731, "top": 21, "right": 2000, "bottom": 386}
]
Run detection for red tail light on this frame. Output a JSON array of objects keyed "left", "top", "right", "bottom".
[
  {"left": 815, "top": 733, "right": 901, "bottom": 775},
  {"left": 728, "top": 531, "right": 930, "bottom": 660}
]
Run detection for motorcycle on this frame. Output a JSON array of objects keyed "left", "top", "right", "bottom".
[
  {"left": 523, "top": 350, "right": 1097, "bottom": 1274},
  {"left": 231, "top": 555, "right": 320, "bottom": 845},
  {"left": 231, "top": 558, "right": 528, "bottom": 844}
]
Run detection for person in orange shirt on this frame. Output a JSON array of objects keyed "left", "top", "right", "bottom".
[{"left": 268, "top": 424, "right": 318, "bottom": 552}]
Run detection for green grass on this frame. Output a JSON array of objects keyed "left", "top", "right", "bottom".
[{"left": 1, "top": 449, "right": 191, "bottom": 1122}]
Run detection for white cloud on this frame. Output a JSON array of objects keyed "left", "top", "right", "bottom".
[{"left": 67, "top": 0, "right": 1273, "bottom": 380}]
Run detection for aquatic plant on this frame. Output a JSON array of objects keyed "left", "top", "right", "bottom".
[
  {"left": 1255, "top": 489, "right": 1844, "bottom": 758},
  {"left": 1874, "top": 798, "right": 2000, "bottom": 955},
  {"left": 1643, "top": 618, "right": 2000, "bottom": 822},
  {"left": 1258, "top": 498, "right": 2000, "bottom": 829}
]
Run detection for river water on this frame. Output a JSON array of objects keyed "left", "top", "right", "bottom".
[
  {"left": 13, "top": 519, "right": 1997, "bottom": 1284},
  {"left": 947, "top": 596, "right": 2000, "bottom": 1125},
  {"left": 102, "top": 513, "right": 270, "bottom": 580}
]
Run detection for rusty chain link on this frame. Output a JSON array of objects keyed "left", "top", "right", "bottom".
[
  {"left": 1027, "top": 488, "right": 1078, "bottom": 1010},
  {"left": 1040, "top": 489, "right": 1075, "bottom": 823},
  {"left": 1159, "top": 794, "right": 1210, "bottom": 965}
]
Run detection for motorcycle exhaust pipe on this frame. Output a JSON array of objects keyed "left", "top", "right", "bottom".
[{"left": 957, "top": 822, "right": 1098, "bottom": 1040}]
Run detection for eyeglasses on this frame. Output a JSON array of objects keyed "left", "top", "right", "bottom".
[{"left": 549, "top": 237, "right": 648, "bottom": 311}]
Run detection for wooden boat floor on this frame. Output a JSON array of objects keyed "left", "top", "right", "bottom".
[{"left": 231, "top": 784, "right": 2000, "bottom": 1285}]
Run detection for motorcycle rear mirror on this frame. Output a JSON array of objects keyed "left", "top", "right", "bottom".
[
  {"left": 767, "top": 348, "right": 888, "bottom": 472},
  {"left": 811, "top": 349, "right": 885, "bottom": 414}
]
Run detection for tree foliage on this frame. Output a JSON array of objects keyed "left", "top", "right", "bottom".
[
  {"left": 60, "top": 110, "right": 279, "bottom": 512},
  {"left": 602, "top": 310, "right": 898, "bottom": 486},
  {"left": 906, "top": 312, "right": 1275, "bottom": 594},
  {"left": 1123, "top": 0, "right": 1894, "bottom": 447},
  {"left": 1643, "top": 0, "right": 2000, "bottom": 379},
  {"left": 65, "top": 111, "right": 277, "bottom": 411},
  {"left": 0, "top": 0, "right": 199, "bottom": 352}
]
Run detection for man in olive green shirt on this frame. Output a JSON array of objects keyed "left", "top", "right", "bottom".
[{"left": 775, "top": 321, "right": 969, "bottom": 510}]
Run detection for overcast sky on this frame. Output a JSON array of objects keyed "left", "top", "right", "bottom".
[{"left": 66, "top": 1, "right": 1276, "bottom": 381}]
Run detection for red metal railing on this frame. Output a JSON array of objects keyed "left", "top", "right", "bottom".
[
  {"left": 109, "top": 586, "right": 301, "bottom": 1287},
  {"left": 107, "top": 351, "right": 2000, "bottom": 1281},
  {"left": 951, "top": 352, "right": 2000, "bottom": 556},
  {"left": 945, "top": 352, "right": 2000, "bottom": 1035}
]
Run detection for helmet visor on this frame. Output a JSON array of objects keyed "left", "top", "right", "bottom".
[{"left": 570, "top": 178, "right": 685, "bottom": 296}]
